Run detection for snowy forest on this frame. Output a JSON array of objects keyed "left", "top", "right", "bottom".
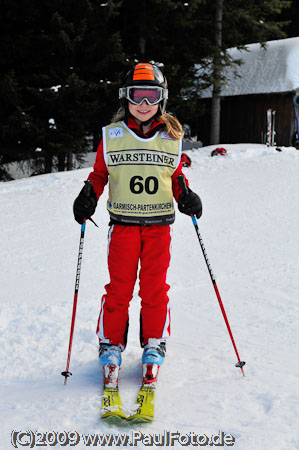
[{"left": 1, "top": 0, "right": 298, "bottom": 180}]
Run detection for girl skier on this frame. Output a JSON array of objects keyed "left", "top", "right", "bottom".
[{"left": 73, "top": 63, "right": 202, "bottom": 381}]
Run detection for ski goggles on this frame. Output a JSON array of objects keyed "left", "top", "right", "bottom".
[{"left": 119, "top": 86, "right": 168, "bottom": 106}]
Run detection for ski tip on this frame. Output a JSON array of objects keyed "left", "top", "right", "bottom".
[
  {"left": 127, "top": 414, "right": 154, "bottom": 424},
  {"left": 101, "top": 413, "right": 127, "bottom": 424}
]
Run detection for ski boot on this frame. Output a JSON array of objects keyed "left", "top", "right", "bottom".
[
  {"left": 142, "top": 339, "right": 166, "bottom": 366},
  {"left": 99, "top": 343, "right": 122, "bottom": 387},
  {"left": 99, "top": 343, "right": 122, "bottom": 368},
  {"left": 142, "top": 339, "right": 166, "bottom": 385}
]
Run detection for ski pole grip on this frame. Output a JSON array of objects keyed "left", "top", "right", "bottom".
[{"left": 177, "top": 175, "right": 188, "bottom": 196}]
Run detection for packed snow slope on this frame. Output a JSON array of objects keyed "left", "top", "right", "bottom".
[{"left": 1, "top": 144, "right": 299, "bottom": 449}]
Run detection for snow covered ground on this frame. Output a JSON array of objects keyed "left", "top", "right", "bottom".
[{"left": 1, "top": 143, "right": 299, "bottom": 449}]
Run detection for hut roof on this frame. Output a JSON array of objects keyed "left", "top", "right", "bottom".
[{"left": 199, "top": 36, "right": 299, "bottom": 98}]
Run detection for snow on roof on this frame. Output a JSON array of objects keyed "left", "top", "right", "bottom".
[{"left": 199, "top": 36, "right": 299, "bottom": 98}]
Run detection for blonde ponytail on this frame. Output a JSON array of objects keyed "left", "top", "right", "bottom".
[{"left": 158, "top": 112, "right": 184, "bottom": 140}]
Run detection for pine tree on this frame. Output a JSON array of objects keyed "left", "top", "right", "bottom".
[
  {"left": 75, "top": 1, "right": 127, "bottom": 151},
  {"left": 278, "top": 0, "right": 298, "bottom": 38},
  {"left": 0, "top": 0, "right": 126, "bottom": 178}
]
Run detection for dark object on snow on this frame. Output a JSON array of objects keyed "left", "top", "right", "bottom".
[
  {"left": 181, "top": 152, "right": 192, "bottom": 167},
  {"left": 211, "top": 147, "right": 227, "bottom": 157}
]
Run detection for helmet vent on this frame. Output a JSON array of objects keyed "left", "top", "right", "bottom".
[{"left": 133, "top": 63, "right": 155, "bottom": 81}]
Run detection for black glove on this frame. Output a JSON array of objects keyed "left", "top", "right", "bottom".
[
  {"left": 73, "top": 180, "right": 98, "bottom": 224},
  {"left": 178, "top": 186, "right": 202, "bottom": 219}
]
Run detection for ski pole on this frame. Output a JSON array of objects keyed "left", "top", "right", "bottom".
[
  {"left": 178, "top": 175, "right": 246, "bottom": 376},
  {"left": 61, "top": 220, "right": 86, "bottom": 384}
]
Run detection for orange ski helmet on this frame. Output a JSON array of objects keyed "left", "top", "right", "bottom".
[{"left": 119, "top": 63, "right": 168, "bottom": 114}]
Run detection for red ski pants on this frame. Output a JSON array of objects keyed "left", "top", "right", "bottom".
[{"left": 96, "top": 224, "right": 172, "bottom": 347}]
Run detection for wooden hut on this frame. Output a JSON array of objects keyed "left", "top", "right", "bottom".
[{"left": 198, "top": 37, "right": 299, "bottom": 146}]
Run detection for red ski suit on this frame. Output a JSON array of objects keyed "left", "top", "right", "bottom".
[{"left": 88, "top": 117, "right": 188, "bottom": 348}]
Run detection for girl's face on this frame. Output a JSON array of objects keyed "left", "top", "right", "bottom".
[{"left": 128, "top": 101, "right": 159, "bottom": 124}]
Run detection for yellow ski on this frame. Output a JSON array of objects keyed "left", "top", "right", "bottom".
[
  {"left": 101, "top": 386, "right": 127, "bottom": 422},
  {"left": 127, "top": 384, "right": 156, "bottom": 423},
  {"left": 127, "top": 363, "right": 160, "bottom": 423}
]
